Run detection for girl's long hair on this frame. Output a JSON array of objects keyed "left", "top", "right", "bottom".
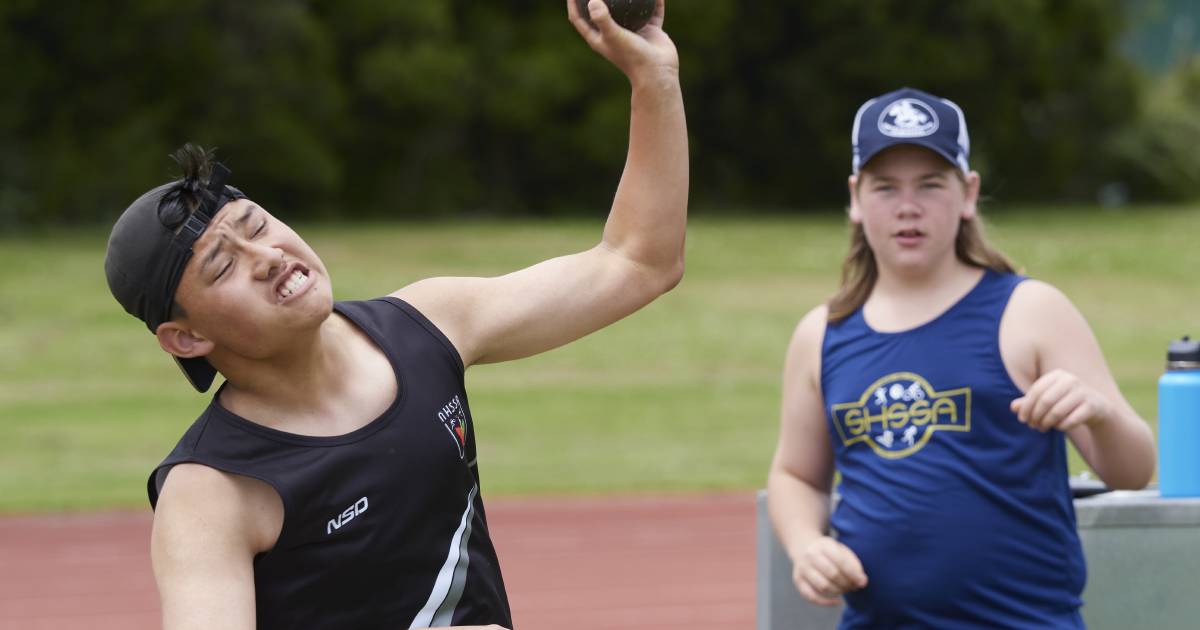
[{"left": 826, "top": 205, "right": 1016, "bottom": 323}]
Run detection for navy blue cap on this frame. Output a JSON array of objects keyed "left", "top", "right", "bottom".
[
  {"left": 104, "top": 163, "right": 245, "bottom": 392},
  {"left": 851, "top": 87, "right": 970, "bottom": 175}
]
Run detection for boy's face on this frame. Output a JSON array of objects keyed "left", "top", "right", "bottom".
[
  {"left": 849, "top": 144, "right": 980, "bottom": 275},
  {"left": 169, "top": 198, "right": 334, "bottom": 360}
]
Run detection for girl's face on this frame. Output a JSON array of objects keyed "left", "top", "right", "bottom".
[{"left": 848, "top": 144, "right": 981, "bottom": 278}]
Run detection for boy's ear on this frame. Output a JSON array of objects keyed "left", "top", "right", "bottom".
[
  {"left": 155, "top": 322, "right": 215, "bottom": 359},
  {"left": 848, "top": 174, "right": 863, "bottom": 223}
]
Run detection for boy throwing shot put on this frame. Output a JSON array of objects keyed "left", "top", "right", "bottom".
[{"left": 104, "top": 1, "right": 685, "bottom": 628}]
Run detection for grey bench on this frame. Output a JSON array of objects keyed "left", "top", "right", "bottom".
[{"left": 756, "top": 489, "right": 1200, "bottom": 630}]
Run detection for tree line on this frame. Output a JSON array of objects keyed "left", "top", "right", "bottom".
[{"left": 1, "top": 0, "right": 1195, "bottom": 229}]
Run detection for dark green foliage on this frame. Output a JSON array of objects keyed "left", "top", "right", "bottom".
[
  {"left": 1109, "top": 56, "right": 1200, "bottom": 200},
  {"left": 0, "top": 0, "right": 1183, "bottom": 228},
  {"left": 676, "top": 0, "right": 1146, "bottom": 206},
  {"left": 0, "top": 0, "right": 345, "bottom": 227}
]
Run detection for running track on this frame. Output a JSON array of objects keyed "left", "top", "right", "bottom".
[{"left": 0, "top": 493, "right": 755, "bottom": 629}]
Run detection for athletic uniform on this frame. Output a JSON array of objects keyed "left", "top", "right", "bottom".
[
  {"left": 821, "top": 270, "right": 1085, "bottom": 629},
  {"left": 148, "top": 297, "right": 512, "bottom": 630}
]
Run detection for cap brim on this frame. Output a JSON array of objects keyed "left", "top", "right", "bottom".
[
  {"left": 174, "top": 355, "right": 218, "bottom": 393},
  {"left": 858, "top": 138, "right": 966, "bottom": 174}
]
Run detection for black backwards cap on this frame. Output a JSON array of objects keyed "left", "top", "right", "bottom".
[{"left": 104, "top": 154, "right": 246, "bottom": 392}]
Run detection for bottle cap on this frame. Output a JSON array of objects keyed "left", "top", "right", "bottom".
[{"left": 1167, "top": 336, "right": 1200, "bottom": 369}]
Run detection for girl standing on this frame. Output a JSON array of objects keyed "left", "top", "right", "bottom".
[{"left": 767, "top": 87, "right": 1155, "bottom": 628}]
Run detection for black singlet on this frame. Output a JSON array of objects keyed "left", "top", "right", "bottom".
[{"left": 148, "top": 297, "right": 512, "bottom": 629}]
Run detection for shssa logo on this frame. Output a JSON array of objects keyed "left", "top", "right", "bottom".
[{"left": 830, "top": 372, "right": 971, "bottom": 459}]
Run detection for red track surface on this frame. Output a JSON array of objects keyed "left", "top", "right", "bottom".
[{"left": 0, "top": 493, "right": 756, "bottom": 630}]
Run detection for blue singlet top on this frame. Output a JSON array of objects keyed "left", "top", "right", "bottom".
[{"left": 821, "top": 270, "right": 1085, "bottom": 629}]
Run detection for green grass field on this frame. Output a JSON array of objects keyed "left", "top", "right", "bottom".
[{"left": 0, "top": 205, "right": 1195, "bottom": 512}]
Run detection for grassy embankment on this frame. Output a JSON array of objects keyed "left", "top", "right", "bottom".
[{"left": 0, "top": 204, "right": 1194, "bottom": 512}]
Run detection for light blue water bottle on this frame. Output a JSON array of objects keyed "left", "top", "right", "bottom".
[{"left": 1159, "top": 336, "right": 1200, "bottom": 498}]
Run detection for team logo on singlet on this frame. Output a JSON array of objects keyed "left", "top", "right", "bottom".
[
  {"left": 830, "top": 372, "right": 971, "bottom": 459},
  {"left": 437, "top": 394, "right": 467, "bottom": 459}
]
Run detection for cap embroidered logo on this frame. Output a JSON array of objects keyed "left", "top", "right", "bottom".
[{"left": 878, "top": 98, "right": 939, "bottom": 138}]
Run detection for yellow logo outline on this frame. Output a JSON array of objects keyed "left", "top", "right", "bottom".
[{"left": 830, "top": 371, "right": 971, "bottom": 459}]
